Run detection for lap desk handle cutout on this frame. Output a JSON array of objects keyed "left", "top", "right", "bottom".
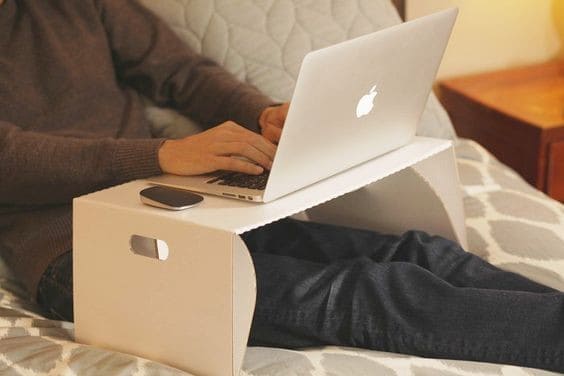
[{"left": 73, "top": 137, "right": 466, "bottom": 376}]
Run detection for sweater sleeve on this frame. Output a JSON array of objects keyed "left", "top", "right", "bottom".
[
  {"left": 0, "top": 121, "right": 165, "bottom": 206},
  {"left": 94, "top": 0, "right": 276, "bottom": 132}
]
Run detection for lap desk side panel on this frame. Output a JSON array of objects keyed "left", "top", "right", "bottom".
[
  {"left": 307, "top": 145, "right": 467, "bottom": 248},
  {"left": 73, "top": 137, "right": 464, "bottom": 376},
  {"left": 73, "top": 203, "right": 253, "bottom": 376}
]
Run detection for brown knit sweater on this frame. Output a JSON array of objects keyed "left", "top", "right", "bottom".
[{"left": 0, "top": 0, "right": 274, "bottom": 296}]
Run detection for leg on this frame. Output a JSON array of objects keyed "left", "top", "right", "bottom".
[
  {"left": 248, "top": 252, "right": 564, "bottom": 373},
  {"left": 36, "top": 251, "right": 73, "bottom": 322},
  {"left": 243, "top": 218, "right": 556, "bottom": 293}
]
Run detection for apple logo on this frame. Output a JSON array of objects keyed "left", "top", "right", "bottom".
[{"left": 356, "top": 85, "right": 379, "bottom": 119}]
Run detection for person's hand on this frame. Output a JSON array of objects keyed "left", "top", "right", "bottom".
[
  {"left": 258, "top": 103, "right": 290, "bottom": 144},
  {"left": 158, "top": 121, "right": 276, "bottom": 176}
]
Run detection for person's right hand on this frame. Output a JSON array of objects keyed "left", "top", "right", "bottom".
[{"left": 158, "top": 121, "right": 276, "bottom": 176}]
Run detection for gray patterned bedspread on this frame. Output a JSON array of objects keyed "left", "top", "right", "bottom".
[{"left": 0, "top": 139, "right": 562, "bottom": 375}]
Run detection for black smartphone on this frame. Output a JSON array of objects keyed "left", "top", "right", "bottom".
[{"left": 139, "top": 186, "right": 204, "bottom": 210}]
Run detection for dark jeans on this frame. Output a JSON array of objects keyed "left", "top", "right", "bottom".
[{"left": 37, "top": 218, "right": 564, "bottom": 373}]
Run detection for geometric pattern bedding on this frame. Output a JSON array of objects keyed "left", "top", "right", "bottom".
[
  {"left": 455, "top": 141, "right": 564, "bottom": 292},
  {"left": 0, "top": 139, "right": 562, "bottom": 375}
]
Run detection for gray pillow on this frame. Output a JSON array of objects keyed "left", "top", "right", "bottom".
[{"left": 141, "top": 0, "right": 457, "bottom": 140}]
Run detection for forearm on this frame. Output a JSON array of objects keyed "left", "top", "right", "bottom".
[
  {"left": 0, "top": 121, "right": 164, "bottom": 205},
  {"left": 161, "top": 58, "right": 276, "bottom": 132},
  {"left": 95, "top": 0, "right": 275, "bottom": 131}
]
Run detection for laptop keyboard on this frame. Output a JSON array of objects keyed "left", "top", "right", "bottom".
[{"left": 206, "top": 171, "right": 269, "bottom": 190}]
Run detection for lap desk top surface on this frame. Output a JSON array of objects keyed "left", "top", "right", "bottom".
[{"left": 72, "top": 137, "right": 464, "bottom": 376}]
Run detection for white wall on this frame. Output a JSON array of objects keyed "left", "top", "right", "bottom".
[{"left": 407, "top": 0, "right": 564, "bottom": 79}]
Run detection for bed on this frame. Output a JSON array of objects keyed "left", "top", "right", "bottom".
[{"left": 1, "top": 0, "right": 563, "bottom": 375}]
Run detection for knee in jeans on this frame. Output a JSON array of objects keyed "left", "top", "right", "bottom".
[{"left": 402, "top": 231, "right": 465, "bottom": 255}]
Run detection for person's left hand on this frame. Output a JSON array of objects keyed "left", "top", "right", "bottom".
[{"left": 258, "top": 103, "right": 290, "bottom": 144}]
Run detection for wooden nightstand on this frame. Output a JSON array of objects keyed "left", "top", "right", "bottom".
[{"left": 438, "top": 60, "right": 564, "bottom": 201}]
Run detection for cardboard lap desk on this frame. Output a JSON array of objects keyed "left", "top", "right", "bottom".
[{"left": 73, "top": 137, "right": 466, "bottom": 376}]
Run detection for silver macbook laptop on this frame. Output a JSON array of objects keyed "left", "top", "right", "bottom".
[{"left": 147, "top": 8, "right": 458, "bottom": 203}]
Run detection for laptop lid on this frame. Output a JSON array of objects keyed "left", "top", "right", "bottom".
[{"left": 262, "top": 8, "right": 458, "bottom": 202}]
